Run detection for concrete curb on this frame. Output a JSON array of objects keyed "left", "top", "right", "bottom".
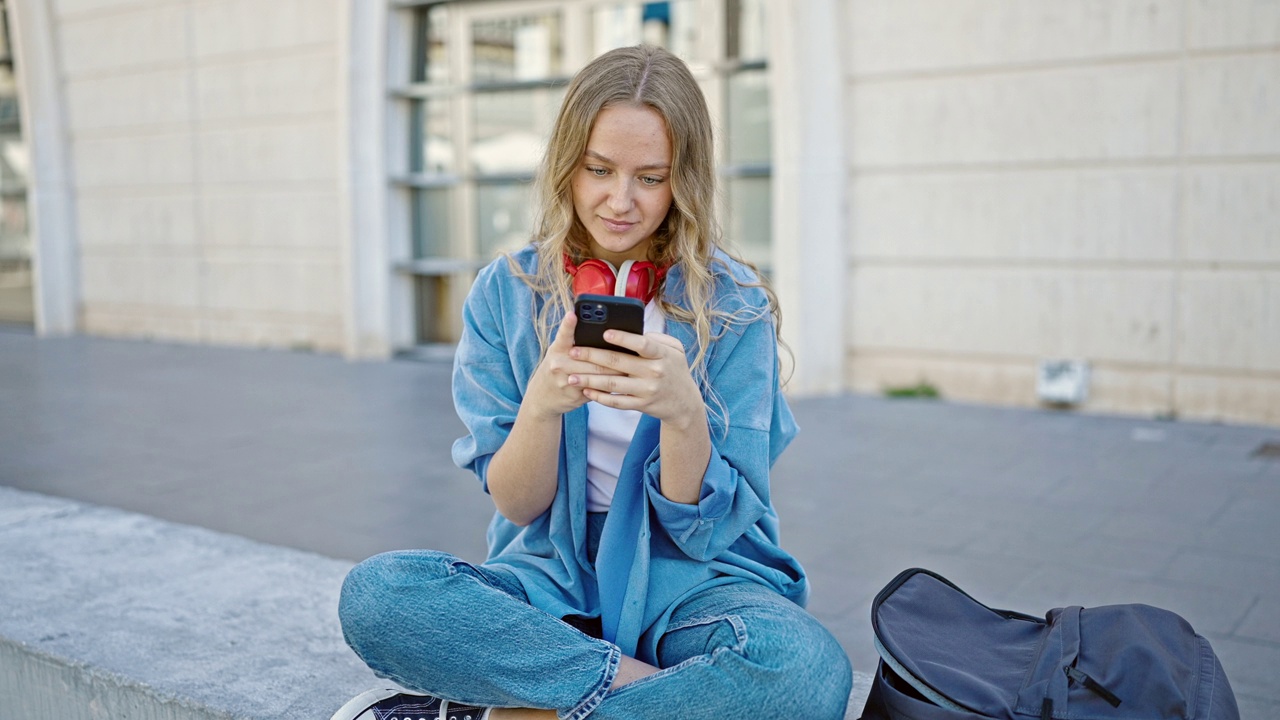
[
  {"left": 0, "top": 486, "right": 381, "bottom": 719},
  {"left": 0, "top": 487, "right": 872, "bottom": 718}
]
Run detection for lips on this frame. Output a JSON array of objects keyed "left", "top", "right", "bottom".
[{"left": 600, "top": 217, "right": 636, "bottom": 233}]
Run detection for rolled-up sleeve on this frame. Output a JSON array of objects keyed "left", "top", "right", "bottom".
[
  {"left": 450, "top": 265, "right": 529, "bottom": 492},
  {"left": 642, "top": 289, "right": 794, "bottom": 561}
]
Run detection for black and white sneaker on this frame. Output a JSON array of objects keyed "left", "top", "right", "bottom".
[{"left": 329, "top": 686, "right": 491, "bottom": 720}]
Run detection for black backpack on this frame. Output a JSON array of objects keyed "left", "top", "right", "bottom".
[{"left": 858, "top": 568, "right": 1239, "bottom": 720}]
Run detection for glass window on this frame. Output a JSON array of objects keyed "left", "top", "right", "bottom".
[
  {"left": 411, "top": 98, "right": 455, "bottom": 175},
  {"left": 727, "top": 0, "right": 768, "bottom": 62},
  {"left": 472, "top": 12, "right": 564, "bottom": 84},
  {"left": 477, "top": 182, "right": 534, "bottom": 259},
  {"left": 0, "top": 0, "right": 31, "bottom": 326},
  {"left": 471, "top": 88, "right": 562, "bottom": 175},
  {"left": 727, "top": 176, "right": 770, "bottom": 267},
  {"left": 412, "top": 189, "right": 452, "bottom": 260},
  {"left": 727, "top": 69, "right": 770, "bottom": 166},
  {"left": 412, "top": 5, "right": 451, "bottom": 85},
  {"left": 395, "top": 1, "right": 774, "bottom": 348},
  {"left": 591, "top": 2, "right": 699, "bottom": 62},
  {"left": 414, "top": 275, "right": 454, "bottom": 343}
]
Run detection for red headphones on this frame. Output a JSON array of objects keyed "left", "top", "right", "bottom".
[{"left": 563, "top": 253, "right": 667, "bottom": 304}]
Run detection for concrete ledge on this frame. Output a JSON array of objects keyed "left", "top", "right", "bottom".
[{"left": 0, "top": 487, "right": 871, "bottom": 718}]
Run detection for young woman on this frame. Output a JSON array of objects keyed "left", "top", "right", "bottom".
[{"left": 335, "top": 45, "right": 852, "bottom": 720}]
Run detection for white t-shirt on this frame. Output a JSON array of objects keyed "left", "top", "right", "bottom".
[{"left": 585, "top": 299, "right": 665, "bottom": 512}]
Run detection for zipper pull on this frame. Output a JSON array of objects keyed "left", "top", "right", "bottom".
[{"left": 1064, "top": 665, "right": 1122, "bottom": 708}]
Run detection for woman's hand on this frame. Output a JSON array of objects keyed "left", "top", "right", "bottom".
[
  {"left": 567, "top": 328, "right": 704, "bottom": 429},
  {"left": 486, "top": 312, "right": 624, "bottom": 525},
  {"left": 523, "top": 312, "right": 618, "bottom": 420},
  {"left": 570, "top": 327, "right": 711, "bottom": 505}
]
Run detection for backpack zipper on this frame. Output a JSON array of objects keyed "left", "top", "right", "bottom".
[{"left": 1064, "top": 665, "right": 1122, "bottom": 708}]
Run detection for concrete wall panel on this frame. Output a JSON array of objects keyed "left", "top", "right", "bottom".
[
  {"left": 200, "top": 192, "right": 341, "bottom": 249},
  {"left": 1177, "top": 373, "right": 1280, "bottom": 426},
  {"left": 203, "top": 258, "right": 341, "bottom": 317},
  {"left": 79, "top": 253, "right": 199, "bottom": 309},
  {"left": 1185, "top": 54, "right": 1280, "bottom": 157},
  {"left": 77, "top": 194, "right": 199, "bottom": 249},
  {"left": 851, "top": 169, "right": 1179, "bottom": 261},
  {"left": 846, "top": 351, "right": 1176, "bottom": 417},
  {"left": 850, "top": 266, "right": 1060, "bottom": 357},
  {"left": 81, "top": 307, "right": 205, "bottom": 343},
  {"left": 1188, "top": 0, "right": 1280, "bottom": 51},
  {"left": 850, "top": 63, "right": 1180, "bottom": 167},
  {"left": 59, "top": 4, "right": 187, "bottom": 75},
  {"left": 850, "top": 267, "right": 1174, "bottom": 364},
  {"left": 196, "top": 123, "right": 338, "bottom": 185},
  {"left": 844, "top": 3, "right": 1280, "bottom": 425},
  {"left": 54, "top": 0, "right": 161, "bottom": 18},
  {"left": 73, "top": 134, "right": 195, "bottom": 188},
  {"left": 846, "top": 351, "right": 1038, "bottom": 406},
  {"left": 202, "top": 316, "right": 343, "bottom": 352},
  {"left": 1177, "top": 271, "right": 1280, "bottom": 373},
  {"left": 1184, "top": 165, "right": 1280, "bottom": 264},
  {"left": 39, "top": 0, "right": 353, "bottom": 352},
  {"left": 65, "top": 69, "right": 192, "bottom": 131},
  {"left": 195, "top": 52, "right": 338, "bottom": 121},
  {"left": 848, "top": 0, "right": 1182, "bottom": 76},
  {"left": 190, "top": 0, "right": 338, "bottom": 60}
]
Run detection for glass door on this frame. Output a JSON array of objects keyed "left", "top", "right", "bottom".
[
  {"left": 0, "top": 0, "right": 31, "bottom": 327},
  {"left": 390, "top": 0, "right": 771, "bottom": 350}
]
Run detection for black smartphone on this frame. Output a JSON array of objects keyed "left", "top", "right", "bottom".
[{"left": 573, "top": 294, "right": 644, "bottom": 356}]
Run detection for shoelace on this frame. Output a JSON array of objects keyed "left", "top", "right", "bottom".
[{"left": 438, "top": 701, "right": 491, "bottom": 720}]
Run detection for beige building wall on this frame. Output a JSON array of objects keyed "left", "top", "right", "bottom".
[
  {"left": 55, "top": 0, "right": 346, "bottom": 352},
  {"left": 842, "top": 0, "right": 1280, "bottom": 426}
]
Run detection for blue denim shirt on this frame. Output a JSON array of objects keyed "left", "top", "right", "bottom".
[{"left": 451, "top": 245, "right": 805, "bottom": 665}]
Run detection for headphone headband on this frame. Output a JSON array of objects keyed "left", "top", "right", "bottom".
[{"left": 563, "top": 253, "right": 667, "bottom": 303}]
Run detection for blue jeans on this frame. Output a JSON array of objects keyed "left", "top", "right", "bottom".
[{"left": 339, "top": 516, "right": 852, "bottom": 719}]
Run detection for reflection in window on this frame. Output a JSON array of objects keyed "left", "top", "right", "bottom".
[
  {"left": 477, "top": 183, "right": 533, "bottom": 259},
  {"left": 414, "top": 275, "right": 453, "bottom": 343},
  {"left": 412, "top": 98, "right": 455, "bottom": 174},
  {"left": 396, "top": 1, "right": 775, "bottom": 347},
  {"left": 413, "top": 5, "right": 450, "bottom": 85},
  {"left": 472, "top": 13, "right": 564, "bottom": 84},
  {"left": 0, "top": 0, "right": 31, "bottom": 326},
  {"left": 727, "top": 176, "right": 770, "bottom": 267},
  {"left": 412, "top": 189, "right": 452, "bottom": 259},
  {"left": 727, "top": 0, "right": 768, "bottom": 61},
  {"left": 472, "top": 89, "right": 563, "bottom": 175},
  {"left": 727, "top": 69, "right": 769, "bottom": 166},
  {"left": 591, "top": 2, "right": 698, "bottom": 61}
]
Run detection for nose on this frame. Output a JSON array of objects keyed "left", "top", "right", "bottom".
[{"left": 606, "top": 177, "right": 634, "bottom": 215}]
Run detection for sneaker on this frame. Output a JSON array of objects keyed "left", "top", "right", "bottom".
[{"left": 330, "top": 686, "right": 492, "bottom": 720}]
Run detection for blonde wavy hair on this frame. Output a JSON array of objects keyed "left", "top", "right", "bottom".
[{"left": 512, "top": 44, "right": 783, "bottom": 413}]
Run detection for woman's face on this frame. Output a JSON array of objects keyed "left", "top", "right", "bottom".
[{"left": 571, "top": 104, "right": 674, "bottom": 265}]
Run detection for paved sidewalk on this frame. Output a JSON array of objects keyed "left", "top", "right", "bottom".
[{"left": 2, "top": 330, "right": 1278, "bottom": 717}]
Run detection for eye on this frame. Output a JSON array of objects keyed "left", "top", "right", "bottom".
[
  {"left": 640, "top": 175, "right": 665, "bottom": 186},
  {"left": 586, "top": 165, "right": 608, "bottom": 177}
]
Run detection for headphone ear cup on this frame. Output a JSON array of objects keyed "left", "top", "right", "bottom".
[
  {"left": 624, "top": 262, "right": 658, "bottom": 304},
  {"left": 570, "top": 258, "right": 618, "bottom": 297}
]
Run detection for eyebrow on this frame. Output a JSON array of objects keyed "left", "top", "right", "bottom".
[{"left": 583, "top": 150, "right": 671, "bottom": 172}]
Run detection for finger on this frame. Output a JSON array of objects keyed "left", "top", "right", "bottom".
[
  {"left": 550, "top": 311, "right": 577, "bottom": 351},
  {"left": 598, "top": 328, "right": 646, "bottom": 355},
  {"left": 645, "top": 333, "right": 685, "bottom": 353},
  {"left": 582, "top": 387, "right": 644, "bottom": 411},
  {"left": 571, "top": 344, "right": 639, "bottom": 373},
  {"left": 575, "top": 372, "right": 637, "bottom": 397}
]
